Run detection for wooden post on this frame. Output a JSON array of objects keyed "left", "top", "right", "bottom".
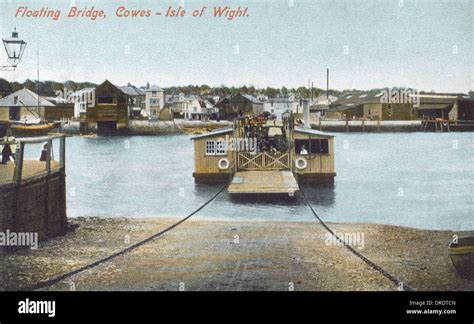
[
  {"left": 377, "top": 118, "right": 380, "bottom": 132},
  {"left": 362, "top": 119, "right": 365, "bottom": 132},
  {"left": 60, "top": 136, "right": 66, "bottom": 169},
  {"left": 345, "top": 119, "right": 349, "bottom": 132},
  {"left": 13, "top": 142, "right": 24, "bottom": 184},
  {"left": 46, "top": 140, "right": 52, "bottom": 174}
]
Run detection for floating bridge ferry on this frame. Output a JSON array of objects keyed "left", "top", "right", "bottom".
[{"left": 191, "top": 111, "right": 336, "bottom": 195}]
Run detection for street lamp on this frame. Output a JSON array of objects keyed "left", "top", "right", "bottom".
[{"left": 1, "top": 28, "right": 27, "bottom": 71}]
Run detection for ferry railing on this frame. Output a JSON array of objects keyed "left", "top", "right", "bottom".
[{"left": 11, "top": 134, "right": 66, "bottom": 184}]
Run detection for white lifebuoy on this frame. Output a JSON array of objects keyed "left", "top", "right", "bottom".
[
  {"left": 218, "top": 158, "right": 230, "bottom": 170},
  {"left": 295, "top": 157, "right": 307, "bottom": 170}
]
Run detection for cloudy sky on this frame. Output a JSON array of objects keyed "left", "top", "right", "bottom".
[{"left": 0, "top": 0, "right": 472, "bottom": 92}]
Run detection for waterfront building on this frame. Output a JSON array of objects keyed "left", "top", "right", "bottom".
[
  {"left": 145, "top": 85, "right": 165, "bottom": 117},
  {"left": 327, "top": 90, "right": 417, "bottom": 120},
  {"left": 216, "top": 94, "right": 264, "bottom": 120},
  {"left": 86, "top": 80, "right": 129, "bottom": 134},
  {"left": 0, "top": 88, "right": 73, "bottom": 123}
]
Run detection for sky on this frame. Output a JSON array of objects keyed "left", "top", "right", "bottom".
[{"left": 0, "top": 0, "right": 472, "bottom": 92}]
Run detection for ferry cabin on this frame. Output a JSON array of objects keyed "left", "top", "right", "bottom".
[
  {"left": 191, "top": 119, "right": 336, "bottom": 185},
  {"left": 291, "top": 128, "right": 335, "bottom": 183},
  {"left": 192, "top": 128, "right": 235, "bottom": 184}
]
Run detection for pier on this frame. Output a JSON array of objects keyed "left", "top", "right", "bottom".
[{"left": 0, "top": 134, "right": 68, "bottom": 246}]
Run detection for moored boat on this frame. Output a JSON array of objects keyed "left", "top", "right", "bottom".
[{"left": 10, "top": 122, "right": 59, "bottom": 136}]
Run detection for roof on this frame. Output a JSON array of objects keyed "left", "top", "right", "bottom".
[
  {"left": 326, "top": 104, "right": 356, "bottom": 112},
  {"left": 410, "top": 93, "right": 473, "bottom": 104},
  {"left": 0, "top": 88, "right": 55, "bottom": 107},
  {"left": 265, "top": 97, "right": 296, "bottom": 104},
  {"left": 191, "top": 127, "right": 233, "bottom": 140},
  {"left": 294, "top": 128, "right": 335, "bottom": 137},
  {"left": 334, "top": 90, "right": 473, "bottom": 107},
  {"left": 241, "top": 94, "right": 263, "bottom": 104},
  {"left": 334, "top": 91, "right": 387, "bottom": 106},
  {"left": 146, "top": 85, "right": 163, "bottom": 92},
  {"left": 119, "top": 86, "right": 144, "bottom": 96},
  {"left": 43, "top": 96, "right": 71, "bottom": 105}
]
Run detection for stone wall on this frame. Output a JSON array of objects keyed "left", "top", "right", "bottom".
[{"left": 0, "top": 170, "right": 67, "bottom": 252}]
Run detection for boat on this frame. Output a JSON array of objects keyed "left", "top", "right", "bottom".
[
  {"left": 449, "top": 235, "right": 474, "bottom": 279},
  {"left": 10, "top": 122, "right": 59, "bottom": 136}
]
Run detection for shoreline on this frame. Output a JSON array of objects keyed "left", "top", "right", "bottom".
[
  {"left": 1, "top": 217, "right": 472, "bottom": 291},
  {"left": 59, "top": 120, "right": 474, "bottom": 135}
]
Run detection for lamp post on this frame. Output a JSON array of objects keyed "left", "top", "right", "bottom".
[{"left": 1, "top": 28, "right": 27, "bottom": 71}]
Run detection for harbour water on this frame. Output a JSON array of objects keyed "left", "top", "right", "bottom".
[{"left": 22, "top": 132, "right": 474, "bottom": 231}]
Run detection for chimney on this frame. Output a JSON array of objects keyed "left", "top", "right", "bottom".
[{"left": 303, "top": 99, "right": 310, "bottom": 129}]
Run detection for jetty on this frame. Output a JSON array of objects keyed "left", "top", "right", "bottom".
[{"left": 0, "top": 134, "right": 68, "bottom": 246}]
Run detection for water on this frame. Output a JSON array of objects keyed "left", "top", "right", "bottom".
[{"left": 22, "top": 133, "right": 473, "bottom": 230}]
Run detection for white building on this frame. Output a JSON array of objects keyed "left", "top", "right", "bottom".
[
  {"left": 68, "top": 87, "right": 95, "bottom": 119},
  {"left": 263, "top": 95, "right": 300, "bottom": 119},
  {"left": 167, "top": 93, "right": 214, "bottom": 120},
  {"left": 145, "top": 85, "right": 165, "bottom": 117}
]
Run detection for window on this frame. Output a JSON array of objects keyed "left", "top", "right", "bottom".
[
  {"left": 216, "top": 140, "right": 226, "bottom": 155},
  {"left": 205, "top": 140, "right": 226, "bottom": 156},
  {"left": 98, "top": 96, "right": 114, "bottom": 104},
  {"left": 294, "top": 139, "right": 329, "bottom": 155},
  {"left": 206, "top": 140, "right": 215, "bottom": 155},
  {"left": 152, "top": 91, "right": 157, "bottom": 97}
]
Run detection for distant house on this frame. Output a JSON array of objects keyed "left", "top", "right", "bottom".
[
  {"left": 68, "top": 87, "right": 95, "bottom": 120},
  {"left": 327, "top": 91, "right": 417, "bottom": 120},
  {"left": 216, "top": 94, "right": 264, "bottom": 120},
  {"left": 145, "top": 85, "right": 165, "bottom": 117},
  {"left": 0, "top": 88, "right": 73, "bottom": 123},
  {"left": 263, "top": 95, "right": 300, "bottom": 120},
  {"left": 186, "top": 95, "right": 209, "bottom": 120},
  {"left": 167, "top": 93, "right": 214, "bottom": 120},
  {"left": 310, "top": 94, "right": 338, "bottom": 118},
  {"left": 411, "top": 92, "right": 474, "bottom": 121},
  {"left": 119, "top": 84, "right": 145, "bottom": 118},
  {"left": 86, "top": 80, "right": 129, "bottom": 133}
]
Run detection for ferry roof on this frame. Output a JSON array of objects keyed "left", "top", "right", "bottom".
[
  {"left": 191, "top": 127, "right": 233, "bottom": 140},
  {"left": 294, "top": 127, "right": 335, "bottom": 137}
]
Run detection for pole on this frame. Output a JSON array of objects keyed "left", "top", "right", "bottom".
[
  {"left": 326, "top": 68, "right": 329, "bottom": 100},
  {"left": 37, "top": 46, "right": 40, "bottom": 111}
]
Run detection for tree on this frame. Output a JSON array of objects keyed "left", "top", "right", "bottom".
[
  {"left": 265, "top": 87, "right": 279, "bottom": 98},
  {"left": 0, "top": 78, "right": 12, "bottom": 97},
  {"left": 23, "top": 79, "right": 37, "bottom": 92},
  {"left": 64, "top": 80, "right": 78, "bottom": 92},
  {"left": 296, "top": 86, "right": 310, "bottom": 98}
]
